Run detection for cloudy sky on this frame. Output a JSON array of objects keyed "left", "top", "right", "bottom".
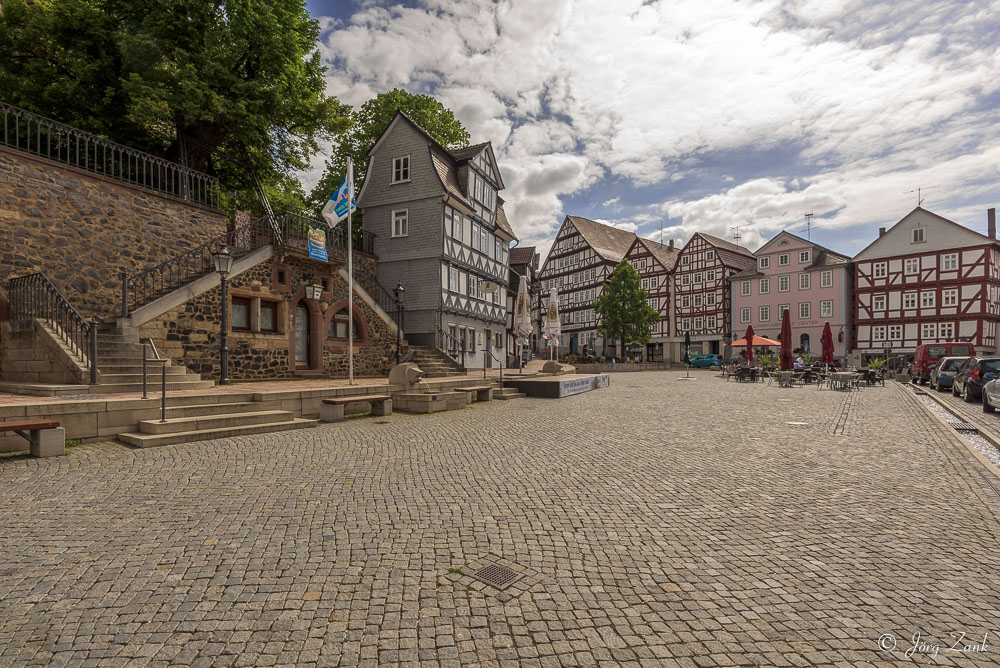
[{"left": 303, "top": 0, "right": 1000, "bottom": 261}]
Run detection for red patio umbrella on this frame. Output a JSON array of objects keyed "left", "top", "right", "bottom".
[
  {"left": 743, "top": 325, "right": 755, "bottom": 365},
  {"left": 821, "top": 321, "right": 834, "bottom": 365},
  {"left": 779, "top": 309, "right": 793, "bottom": 371}
]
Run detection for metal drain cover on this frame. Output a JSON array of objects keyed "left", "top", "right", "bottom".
[
  {"left": 471, "top": 563, "right": 524, "bottom": 590},
  {"left": 914, "top": 389, "right": 928, "bottom": 395},
  {"left": 947, "top": 421, "right": 979, "bottom": 433}
]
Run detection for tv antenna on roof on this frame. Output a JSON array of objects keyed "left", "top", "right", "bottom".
[
  {"left": 730, "top": 223, "right": 746, "bottom": 247},
  {"left": 797, "top": 213, "right": 817, "bottom": 240},
  {"left": 904, "top": 185, "right": 940, "bottom": 207}
]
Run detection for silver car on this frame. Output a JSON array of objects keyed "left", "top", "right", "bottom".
[
  {"left": 982, "top": 371, "right": 1000, "bottom": 413},
  {"left": 929, "top": 356, "right": 968, "bottom": 391}
]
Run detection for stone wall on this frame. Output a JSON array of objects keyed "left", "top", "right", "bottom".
[
  {"left": 139, "top": 251, "right": 397, "bottom": 380},
  {"left": 0, "top": 146, "right": 226, "bottom": 319},
  {"left": 0, "top": 320, "right": 89, "bottom": 384}
]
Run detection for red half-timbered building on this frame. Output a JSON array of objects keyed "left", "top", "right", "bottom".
[
  {"left": 853, "top": 207, "right": 1000, "bottom": 357},
  {"left": 624, "top": 236, "right": 678, "bottom": 361},
  {"left": 670, "top": 233, "right": 755, "bottom": 359}
]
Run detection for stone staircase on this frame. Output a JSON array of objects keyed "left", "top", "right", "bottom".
[
  {"left": 407, "top": 345, "right": 466, "bottom": 378},
  {"left": 493, "top": 386, "right": 526, "bottom": 400},
  {"left": 93, "top": 323, "right": 213, "bottom": 393},
  {"left": 117, "top": 394, "right": 319, "bottom": 447}
]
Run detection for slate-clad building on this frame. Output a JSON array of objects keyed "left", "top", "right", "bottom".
[{"left": 357, "top": 112, "right": 518, "bottom": 369}]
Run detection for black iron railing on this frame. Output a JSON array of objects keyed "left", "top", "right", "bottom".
[
  {"left": 437, "top": 326, "right": 468, "bottom": 368},
  {"left": 1, "top": 101, "right": 220, "bottom": 208},
  {"left": 278, "top": 210, "right": 376, "bottom": 258},
  {"left": 8, "top": 272, "right": 97, "bottom": 382}
]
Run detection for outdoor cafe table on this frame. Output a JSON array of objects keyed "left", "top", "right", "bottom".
[{"left": 829, "top": 372, "right": 856, "bottom": 390}]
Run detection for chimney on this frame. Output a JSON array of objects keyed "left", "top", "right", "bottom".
[
  {"left": 878, "top": 227, "right": 886, "bottom": 237},
  {"left": 989, "top": 208, "right": 996, "bottom": 239},
  {"left": 668, "top": 239, "right": 674, "bottom": 250}
]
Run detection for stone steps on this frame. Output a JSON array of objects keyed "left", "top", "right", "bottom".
[
  {"left": 164, "top": 402, "right": 259, "bottom": 418},
  {"left": 493, "top": 387, "right": 526, "bottom": 400},
  {"left": 118, "top": 418, "right": 319, "bottom": 448},
  {"left": 92, "top": 379, "right": 216, "bottom": 393},
  {"left": 392, "top": 390, "right": 469, "bottom": 414},
  {"left": 138, "top": 410, "right": 296, "bottom": 435}
]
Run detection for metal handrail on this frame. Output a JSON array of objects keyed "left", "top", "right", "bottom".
[
  {"left": 437, "top": 326, "right": 467, "bottom": 368},
  {"left": 484, "top": 347, "right": 504, "bottom": 389},
  {"left": 140, "top": 338, "right": 169, "bottom": 422},
  {"left": 7, "top": 272, "right": 97, "bottom": 382},
  {"left": 1, "top": 101, "right": 220, "bottom": 208}
]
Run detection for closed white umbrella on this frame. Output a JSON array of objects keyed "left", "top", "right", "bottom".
[
  {"left": 513, "top": 274, "right": 533, "bottom": 372},
  {"left": 543, "top": 288, "right": 561, "bottom": 361}
]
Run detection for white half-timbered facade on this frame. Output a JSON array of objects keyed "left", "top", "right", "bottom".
[
  {"left": 536, "top": 216, "right": 637, "bottom": 356},
  {"left": 670, "top": 233, "right": 755, "bottom": 359},
  {"left": 853, "top": 207, "right": 1000, "bottom": 357},
  {"left": 624, "top": 236, "right": 678, "bottom": 361}
]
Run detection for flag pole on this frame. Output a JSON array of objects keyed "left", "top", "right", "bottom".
[{"left": 347, "top": 156, "right": 354, "bottom": 386}]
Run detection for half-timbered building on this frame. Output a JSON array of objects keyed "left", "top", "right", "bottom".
[
  {"left": 536, "top": 216, "right": 637, "bottom": 356},
  {"left": 670, "top": 233, "right": 755, "bottom": 360},
  {"left": 623, "top": 236, "right": 678, "bottom": 361},
  {"left": 853, "top": 207, "right": 1000, "bottom": 358},
  {"left": 358, "top": 112, "right": 518, "bottom": 369},
  {"left": 506, "top": 245, "right": 539, "bottom": 363}
]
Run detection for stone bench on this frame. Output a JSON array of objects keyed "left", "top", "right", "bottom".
[
  {"left": 0, "top": 419, "right": 65, "bottom": 457},
  {"left": 320, "top": 395, "right": 392, "bottom": 422},
  {"left": 459, "top": 385, "right": 494, "bottom": 402}
]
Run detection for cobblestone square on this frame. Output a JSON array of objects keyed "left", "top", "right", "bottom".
[{"left": 3, "top": 371, "right": 1000, "bottom": 666}]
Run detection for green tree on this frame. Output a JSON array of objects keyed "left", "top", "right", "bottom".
[
  {"left": 0, "top": 0, "right": 349, "bottom": 211},
  {"left": 593, "top": 259, "right": 660, "bottom": 357},
  {"left": 306, "top": 88, "right": 470, "bottom": 214}
]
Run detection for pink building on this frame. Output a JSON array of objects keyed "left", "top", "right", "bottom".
[{"left": 729, "top": 231, "right": 852, "bottom": 360}]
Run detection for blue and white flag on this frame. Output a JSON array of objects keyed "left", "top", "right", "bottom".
[{"left": 321, "top": 168, "right": 356, "bottom": 227}]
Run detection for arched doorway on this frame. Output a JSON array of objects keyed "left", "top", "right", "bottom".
[
  {"left": 800, "top": 333, "right": 810, "bottom": 352},
  {"left": 294, "top": 302, "right": 311, "bottom": 368}
]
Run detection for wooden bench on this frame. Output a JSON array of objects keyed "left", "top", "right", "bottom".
[
  {"left": 459, "top": 385, "right": 494, "bottom": 402},
  {"left": 0, "top": 419, "right": 65, "bottom": 457},
  {"left": 320, "top": 394, "right": 392, "bottom": 422}
]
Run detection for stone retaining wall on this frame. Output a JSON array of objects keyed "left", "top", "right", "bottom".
[{"left": 0, "top": 320, "right": 89, "bottom": 384}]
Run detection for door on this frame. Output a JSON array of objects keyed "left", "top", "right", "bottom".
[
  {"left": 485, "top": 328, "right": 492, "bottom": 368},
  {"left": 294, "top": 303, "right": 310, "bottom": 368},
  {"left": 570, "top": 334, "right": 578, "bottom": 353}
]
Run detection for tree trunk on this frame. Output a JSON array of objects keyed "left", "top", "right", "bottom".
[{"left": 168, "top": 120, "right": 231, "bottom": 173}]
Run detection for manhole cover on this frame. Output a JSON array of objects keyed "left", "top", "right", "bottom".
[
  {"left": 947, "top": 421, "right": 979, "bottom": 433},
  {"left": 471, "top": 563, "right": 523, "bottom": 590},
  {"left": 374, "top": 420, "right": 390, "bottom": 424},
  {"left": 914, "top": 390, "right": 928, "bottom": 395}
]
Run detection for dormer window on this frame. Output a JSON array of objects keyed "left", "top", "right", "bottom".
[
  {"left": 391, "top": 156, "right": 410, "bottom": 183},
  {"left": 912, "top": 227, "right": 925, "bottom": 243}
]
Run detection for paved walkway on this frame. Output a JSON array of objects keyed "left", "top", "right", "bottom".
[{"left": 2, "top": 371, "right": 1000, "bottom": 666}]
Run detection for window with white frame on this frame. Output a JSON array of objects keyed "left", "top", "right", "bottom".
[
  {"left": 873, "top": 326, "right": 886, "bottom": 341},
  {"left": 682, "top": 318, "right": 691, "bottom": 330},
  {"left": 391, "top": 209, "right": 408, "bottom": 237},
  {"left": 942, "top": 289, "right": 958, "bottom": 307},
  {"left": 939, "top": 322, "right": 954, "bottom": 339},
  {"left": 820, "top": 271, "right": 832, "bottom": 288},
  {"left": 682, "top": 275, "right": 689, "bottom": 285},
  {"left": 904, "top": 292, "right": 917, "bottom": 309},
  {"left": 873, "top": 294, "right": 886, "bottom": 311},
  {"left": 391, "top": 155, "right": 410, "bottom": 183},
  {"left": 778, "top": 253, "right": 789, "bottom": 266},
  {"left": 799, "top": 250, "right": 810, "bottom": 263},
  {"left": 759, "top": 277, "right": 770, "bottom": 294},
  {"left": 469, "top": 276, "right": 480, "bottom": 299},
  {"left": 694, "top": 272, "right": 702, "bottom": 283},
  {"left": 449, "top": 266, "right": 459, "bottom": 292},
  {"left": 740, "top": 307, "right": 751, "bottom": 323},
  {"left": 778, "top": 275, "right": 789, "bottom": 292},
  {"left": 889, "top": 324, "right": 902, "bottom": 341},
  {"left": 641, "top": 278, "right": 648, "bottom": 289},
  {"left": 874, "top": 262, "right": 887, "bottom": 278},
  {"left": 694, "top": 295, "right": 702, "bottom": 307},
  {"left": 649, "top": 277, "right": 657, "bottom": 289},
  {"left": 799, "top": 273, "right": 810, "bottom": 290},
  {"left": 741, "top": 281, "right": 751, "bottom": 296},
  {"left": 682, "top": 256, "right": 690, "bottom": 265},
  {"left": 694, "top": 317, "right": 703, "bottom": 329},
  {"left": 921, "top": 291, "right": 935, "bottom": 308},
  {"left": 706, "top": 293, "right": 716, "bottom": 306},
  {"left": 707, "top": 315, "right": 716, "bottom": 328},
  {"left": 706, "top": 270, "right": 715, "bottom": 281},
  {"left": 648, "top": 297, "right": 658, "bottom": 309},
  {"left": 681, "top": 295, "right": 690, "bottom": 308},
  {"left": 705, "top": 250, "right": 714, "bottom": 260},
  {"left": 759, "top": 256, "right": 770, "bottom": 269},
  {"left": 778, "top": 303, "right": 790, "bottom": 316},
  {"left": 942, "top": 253, "right": 958, "bottom": 271},
  {"left": 912, "top": 227, "right": 925, "bottom": 243},
  {"left": 921, "top": 323, "right": 936, "bottom": 339},
  {"left": 821, "top": 300, "right": 833, "bottom": 318},
  {"left": 905, "top": 258, "right": 919, "bottom": 275},
  {"left": 759, "top": 305, "right": 770, "bottom": 322},
  {"left": 799, "top": 302, "right": 811, "bottom": 319}
]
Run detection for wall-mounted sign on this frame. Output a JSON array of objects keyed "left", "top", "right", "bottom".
[
  {"left": 307, "top": 227, "right": 328, "bottom": 262},
  {"left": 479, "top": 281, "right": 498, "bottom": 294}
]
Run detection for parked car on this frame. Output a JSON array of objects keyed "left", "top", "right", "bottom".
[
  {"left": 689, "top": 353, "right": 723, "bottom": 368},
  {"left": 911, "top": 342, "right": 975, "bottom": 384},
  {"left": 981, "top": 373, "right": 1000, "bottom": 413},
  {"left": 929, "top": 357, "right": 969, "bottom": 391},
  {"left": 951, "top": 357, "right": 1000, "bottom": 402}
]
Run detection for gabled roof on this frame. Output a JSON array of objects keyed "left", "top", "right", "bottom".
[
  {"left": 853, "top": 206, "right": 998, "bottom": 260},
  {"left": 628, "top": 236, "right": 679, "bottom": 270},
  {"left": 699, "top": 232, "right": 755, "bottom": 257},
  {"left": 565, "top": 216, "right": 637, "bottom": 263},
  {"left": 449, "top": 142, "right": 491, "bottom": 162},
  {"left": 755, "top": 230, "right": 850, "bottom": 262},
  {"left": 685, "top": 232, "right": 756, "bottom": 271},
  {"left": 510, "top": 246, "right": 537, "bottom": 266},
  {"left": 495, "top": 198, "right": 518, "bottom": 242}
]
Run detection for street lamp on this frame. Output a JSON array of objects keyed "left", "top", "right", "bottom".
[
  {"left": 212, "top": 243, "right": 234, "bottom": 385},
  {"left": 393, "top": 282, "right": 405, "bottom": 364}
]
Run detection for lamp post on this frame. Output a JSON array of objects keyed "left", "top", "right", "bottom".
[
  {"left": 393, "top": 282, "right": 405, "bottom": 365},
  {"left": 212, "top": 243, "right": 234, "bottom": 385},
  {"left": 305, "top": 282, "right": 324, "bottom": 302}
]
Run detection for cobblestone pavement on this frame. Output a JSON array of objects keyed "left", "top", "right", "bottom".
[{"left": 3, "top": 371, "right": 1000, "bottom": 667}]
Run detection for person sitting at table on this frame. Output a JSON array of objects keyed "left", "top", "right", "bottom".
[{"left": 793, "top": 355, "right": 804, "bottom": 369}]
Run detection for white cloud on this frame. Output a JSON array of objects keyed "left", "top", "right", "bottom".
[{"left": 307, "top": 0, "right": 1000, "bottom": 252}]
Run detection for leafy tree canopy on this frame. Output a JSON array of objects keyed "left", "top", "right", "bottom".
[
  {"left": 0, "top": 0, "right": 350, "bottom": 212},
  {"left": 306, "top": 88, "right": 470, "bottom": 214},
  {"left": 593, "top": 259, "right": 660, "bottom": 354}
]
